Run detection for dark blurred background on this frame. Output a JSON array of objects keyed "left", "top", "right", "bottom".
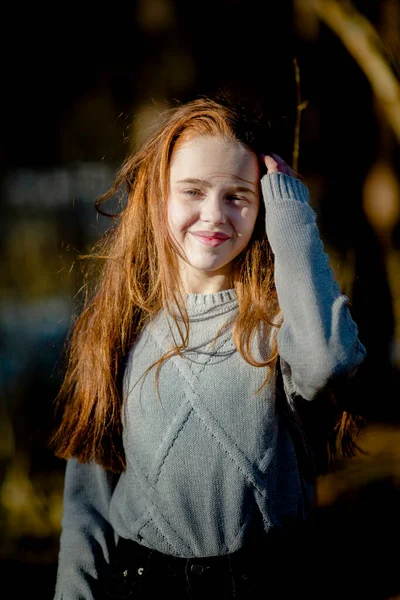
[{"left": 1, "top": 1, "right": 400, "bottom": 598}]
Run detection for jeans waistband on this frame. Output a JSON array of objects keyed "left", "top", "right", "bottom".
[
  {"left": 115, "top": 532, "right": 275, "bottom": 575},
  {"left": 104, "top": 536, "right": 273, "bottom": 599}
]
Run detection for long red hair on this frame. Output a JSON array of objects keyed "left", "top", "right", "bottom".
[{"left": 50, "top": 97, "right": 281, "bottom": 472}]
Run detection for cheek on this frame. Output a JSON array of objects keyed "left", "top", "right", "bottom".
[
  {"left": 167, "top": 199, "right": 181, "bottom": 226},
  {"left": 166, "top": 204, "right": 181, "bottom": 242},
  {"left": 167, "top": 201, "right": 193, "bottom": 233},
  {"left": 238, "top": 206, "right": 259, "bottom": 234}
]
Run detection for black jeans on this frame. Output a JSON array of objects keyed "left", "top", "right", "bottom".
[{"left": 101, "top": 526, "right": 309, "bottom": 600}]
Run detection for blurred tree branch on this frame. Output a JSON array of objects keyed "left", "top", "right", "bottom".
[{"left": 296, "top": 0, "right": 400, "bottom": 143}]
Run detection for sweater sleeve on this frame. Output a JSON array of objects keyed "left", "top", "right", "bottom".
[
  {"left": 261, "top": 172, "right": 366, "bottom": 401},
  {"left": 53, "top": 458, "right": 119, "bottom": 600}
]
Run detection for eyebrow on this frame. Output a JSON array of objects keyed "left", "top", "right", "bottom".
[{"left": 175, "top": 178, "right": 257, "bottom": 195}]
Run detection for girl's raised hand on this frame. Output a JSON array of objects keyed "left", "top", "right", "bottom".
[{"left": 262, "top": 153, "right": 295, "bottom": 178}]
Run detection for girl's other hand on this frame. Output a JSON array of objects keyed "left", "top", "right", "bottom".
[{"left": 262, "top": 153, "right": 296, "bottom": 178}]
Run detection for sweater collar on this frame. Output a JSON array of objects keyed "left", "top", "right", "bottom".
[{"left": 174, "top": 288, "right": 238, "bottom": 321}]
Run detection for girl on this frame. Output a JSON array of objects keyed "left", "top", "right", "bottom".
[{"left": 51, "top": 96, "right": 366, "bottom": 599}]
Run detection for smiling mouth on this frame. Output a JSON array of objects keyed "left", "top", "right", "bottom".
[{"left": 191, "top": 232, "right": 231, "bottom": 247}]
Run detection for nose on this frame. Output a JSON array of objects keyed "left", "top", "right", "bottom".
[{"left": 200, "top": 193, "right": 227, "bottom": 224}]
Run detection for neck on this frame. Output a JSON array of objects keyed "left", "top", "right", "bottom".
[{"left": 179, "top": 272, "right": 233, "bottom": 294}]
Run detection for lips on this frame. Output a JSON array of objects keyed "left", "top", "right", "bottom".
[
  {"left": 191, "top": 231, "right": 230, "bottom": 240},
  {"left": 190, "top": 231, "right": 230, "bottom": 247}
]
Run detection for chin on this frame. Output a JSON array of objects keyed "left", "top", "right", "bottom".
[{"left": 192, "top": 262, "right": 228, "bottom": 273}]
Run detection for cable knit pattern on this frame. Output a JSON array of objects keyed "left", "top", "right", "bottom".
[{"left": 53, "top": 173, "right": 366, "bottom": 599}]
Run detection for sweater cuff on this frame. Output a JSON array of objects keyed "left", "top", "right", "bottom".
[{"left": 261, "top": 172, "right": 309, "bottom": 205}]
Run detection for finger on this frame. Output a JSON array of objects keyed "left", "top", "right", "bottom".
[
  {"left": 262, "top": 154, "right": 280, "bottom": 173},
  {"left": 270, "top": 153, "right": 295, "bottom": 177}
]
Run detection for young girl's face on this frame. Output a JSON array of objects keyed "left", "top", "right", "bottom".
[{"left": 167, "top": 135, "right": 260, "bottom": 293}]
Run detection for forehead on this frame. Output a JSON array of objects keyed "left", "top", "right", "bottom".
[{"left": 169, "top": 135, "right": 260, "bottom": 185}]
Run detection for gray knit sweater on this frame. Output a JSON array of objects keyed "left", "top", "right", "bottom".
[{"left": 54, "top": 173, "right": 366, "bottom": 599}]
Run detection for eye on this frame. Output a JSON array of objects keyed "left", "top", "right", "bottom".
[
  {"left": 182, "top": 188, "right": 203, "bottom": 198},
  {"left": 227, "top": 195, "right": 248, "bottom": 204}
]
